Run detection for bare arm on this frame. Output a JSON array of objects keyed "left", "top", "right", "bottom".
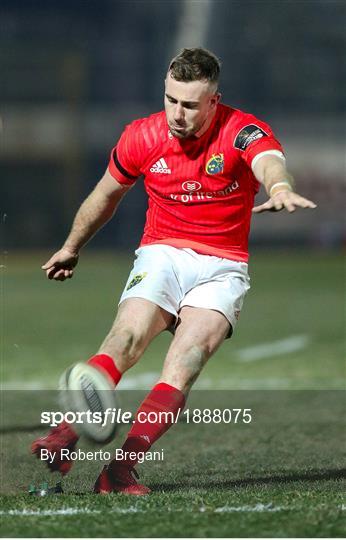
[
  {"left": 252, "top": 155, "right": 317, "bottom": 213},
  {"left": 43, "top": 169, "right": 131, "bottom": 280}
]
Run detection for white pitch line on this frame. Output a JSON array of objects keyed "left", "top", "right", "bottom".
[
  {"left": 236, "top": 335, "right": 310, "bottom": 362},
  {"left": 0, "top": 508, "right": 146, "bottom": 517},
  {"left": 3, "top": 503, "right": 344, "bottom": 516},
  {"left": 111, "top": 507, "right": 146, "bottom": 514},
  {"left": 0, "top": 508, "right": 100, "bottom": 516},
  {"left": 213, "top": 503, "right": 286, "bottom": 513},
  {"left": 0, "top": 504, "right": 290, "bottom": 517}
]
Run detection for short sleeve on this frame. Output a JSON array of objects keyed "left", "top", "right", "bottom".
[
  {"left": 108, "top": 122, "right": 143, "bottom": 185},
  {"left": 233, "top": 116, "right": 285, "bottom": 170}
]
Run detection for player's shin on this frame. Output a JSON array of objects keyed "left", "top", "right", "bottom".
[
  {"left": 94, "top": 383, "right": 185, "bottom": 494},
  {"left": 114, "top": 382, "right": 185, "bottom": 468}
]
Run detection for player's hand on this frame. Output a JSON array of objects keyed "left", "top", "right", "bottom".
[
  {"left": 252, "top": 190, "right": 317, "bottom": 214},
  {"left": 42, "top": 247, "right": 79, "bottom": 281}
]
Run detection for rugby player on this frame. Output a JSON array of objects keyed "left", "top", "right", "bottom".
[{"left": 32, "top": 48, "right": 316, "bottom": 495}]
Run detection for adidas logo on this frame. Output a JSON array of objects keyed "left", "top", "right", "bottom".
[{"left": 150, "top": 157, "right": 171, "bottom": 174}]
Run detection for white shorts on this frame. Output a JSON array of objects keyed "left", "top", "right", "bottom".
[{"left": 119, "top": 244, "right": 250, "bottom": 333}]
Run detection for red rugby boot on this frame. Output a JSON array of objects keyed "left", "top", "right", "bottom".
[
  {"left": 94, "top": 462, "right": 151, "bottom": 496},
  {"left": 31, "top": 421, "right": 79, "bottom": 475}
]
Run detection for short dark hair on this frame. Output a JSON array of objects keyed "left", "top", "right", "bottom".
[{"left": 168, "top": 47, "right": 221, "bottom": 86}]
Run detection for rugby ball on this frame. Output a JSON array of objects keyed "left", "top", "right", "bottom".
[{"left": 59, "top": 363, "right": 118, "bottom": 443}]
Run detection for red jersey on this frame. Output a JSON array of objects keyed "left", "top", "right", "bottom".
[{"left": 108, "top": 103, "right": 284, "bottom": 262}]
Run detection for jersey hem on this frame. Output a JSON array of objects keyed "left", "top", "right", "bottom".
[{"left": 139, "top": 238, "right": 249, "bottom": 263}]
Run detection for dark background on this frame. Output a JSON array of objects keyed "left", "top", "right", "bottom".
[{"left": 1, "top": 0, "right": 345, "bottom": 250}]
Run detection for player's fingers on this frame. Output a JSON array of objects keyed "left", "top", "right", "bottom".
[
  {"left": 48, "top": 268, "right": 66, "bottom": 281},
  {"left": 252, "top": 206, "right": 265, "bottom": 213},
  {"left": 64, "top": 269, "right": 73, "bottom": 279},
  {"left": 284, "top": 197, "right": 316, "bottom": 211},
  {"left": 272, "top": 191, "right": 297, "bottom": 212},
  {"left": 55, "top": 271, "right": 67, "bottom": 281},
  {"left": 253, "top": 194, "right": 317, "bottom": 214},
  {"left": 299, "top": 199, "right": 317, "bottom": 209},
  {"left": 283, "top": 200, "right": 296, "bottom": 213},
  {"left": 42, "top": 260, "right": 55, "bottom": 270},
  {"left": 273, "top": 199, "right": 284, "bottom": 211},
  {"left": 42, "top": 251, "right": 65, "bottom": 269},
  {"left": 254, "top": 193, "right": 301, "bottom": 213},
  {"left": 42, "top": 249, "right": 78, "bottom": 271},
  {"left": 46, "top": 267, "right": 58, "bottom": 279},
  {"left": 252, "top": 201, "right": 274, "bottom": 213}
]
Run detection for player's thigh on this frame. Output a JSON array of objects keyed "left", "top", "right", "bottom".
[
  {"left": 115, "top": 297, "right": 174, "bottom": 338},
  {"left": 160, "top": 306, "right": 230, "bottom": 390},
  {"left": 99, "top": 297, "right": 174, "bottom": 363}
]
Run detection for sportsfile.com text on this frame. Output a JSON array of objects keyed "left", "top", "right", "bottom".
[{"left": 41, "top": 408, "right": 253, "bottom": 427}]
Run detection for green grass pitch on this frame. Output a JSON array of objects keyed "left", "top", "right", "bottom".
[{"left": 1, "top": 250, "right": 345, "bottom": 537}]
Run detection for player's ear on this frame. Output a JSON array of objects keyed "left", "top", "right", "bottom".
[{"left": 210, "top": 92, "right": 221, "bottom": 108}]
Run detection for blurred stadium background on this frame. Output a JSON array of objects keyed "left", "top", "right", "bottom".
[{"left": 1, "top": 0, "right": 345, "bottom": 251}]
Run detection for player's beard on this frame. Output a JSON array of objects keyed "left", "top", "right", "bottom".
[
  {"left": 169, "top": 121, "right": 202, "bottom": 139},
  {"left": 169, "top": 112, "right": 212, "bottom": 139},
  {"left": 169, "top": 125, "right": 190, "bottom": 139}
]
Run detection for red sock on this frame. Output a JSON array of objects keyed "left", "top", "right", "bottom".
[
  {"left": 119, "top": 382, "right": 185, "bottom": 466},
  {"left": 87, "top": 353, "right": 122, "bottom": 386}
]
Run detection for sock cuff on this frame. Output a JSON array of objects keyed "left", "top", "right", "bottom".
[
  {"left": 153, "top": 382, "right": 178, "bottom": 392},
  {"left": 87, "top": 353, "right": 122, "bottom": 385},
  {"left": 151, "top": 382, "right": 186, "bottom": 409}
]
